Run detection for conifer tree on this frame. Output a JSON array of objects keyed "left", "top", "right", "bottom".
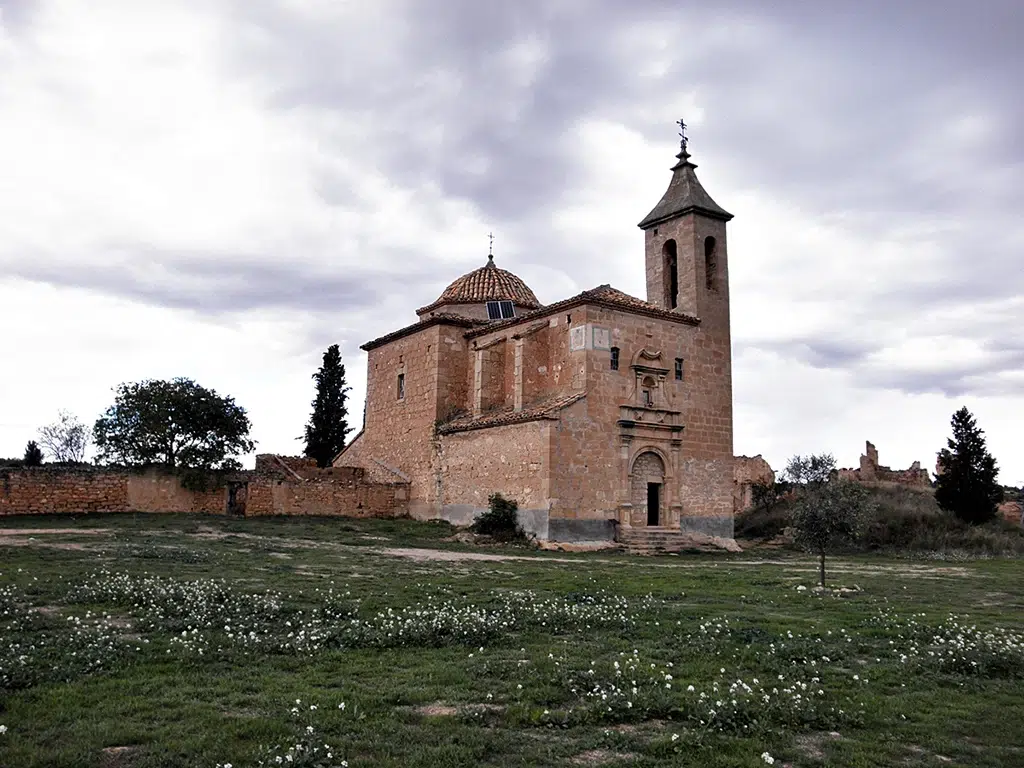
[
  {"left": 23, "top": 440, "right": 44, "bottom": 467},
  {"left": 935, "top": 407, "right": 1003, "bottom": 524},
  {"left": 303, "top": 344, "right": 352, "bottom": 468}
]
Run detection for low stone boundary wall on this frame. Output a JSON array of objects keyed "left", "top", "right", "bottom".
[{"left": 1, "top": 458, "right": 408, "bottom": 519}]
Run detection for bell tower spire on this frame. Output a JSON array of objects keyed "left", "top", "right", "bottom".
[{"left": 638, "top": 122, "right": 733, "bottom": 322}]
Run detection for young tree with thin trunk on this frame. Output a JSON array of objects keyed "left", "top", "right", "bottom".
[
  {"left": 790, "top": 479, "right": 872, "bottom": 588},
  {"left": 303, "top": 344, "right": 352, "bottom": 468},
  {"left": 935, "top": 407, "right": 1003, "bottom": 524}
]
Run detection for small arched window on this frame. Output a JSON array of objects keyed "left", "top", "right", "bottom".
[
  {"left": 704, "top": 236, "right": 718, "bottom": 292},
  {"left": 663, "top": 239, "right": 678, "bottom": 309}
]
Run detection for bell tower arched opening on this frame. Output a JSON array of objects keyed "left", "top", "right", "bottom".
[{"left": 663, "top": 239, "right": 678, "bottom": 309}]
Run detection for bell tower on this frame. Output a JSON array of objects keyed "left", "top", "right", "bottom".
[
  {"left": 637, "top": 121, "right": 733, "bottom": 335},
  {"left": 637, "top": 122, "right": 735, "bottom": 537}
]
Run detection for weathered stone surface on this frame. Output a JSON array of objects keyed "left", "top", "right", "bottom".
[
  {"left": 335, "top": 144, "right": 738, "bottom": 543},
  {"left": 734, "top": 455, "right": 775, "bottom": 513},
  {"left": 837, "top": 441, "right": 931, "bottom": 488}
]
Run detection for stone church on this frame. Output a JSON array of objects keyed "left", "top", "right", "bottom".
[{"left": 336, "top": 132, "right": 735, "bottom": 542}]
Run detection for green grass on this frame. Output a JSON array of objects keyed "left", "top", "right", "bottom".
[{"left": 1, "top": 513, "right": 1022, "bottom": 767}]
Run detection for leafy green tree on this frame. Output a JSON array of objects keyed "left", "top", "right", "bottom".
[
  {"left": 93, "top": 378, "right": 254, "bottom": 469},
  {"left": 790, "top": 479, "right": 873, "bottom": 588},
  {"left": 303, "top": 344, "right": 352, "bottom": 468},
  {"left": 23, "top": 440, "right": 44, "bottom": 467},
  {"left": 935, "top": 407, "right": 1003, "bottom": 524},
  {"left": 784, "top": 453, "right": 836, "bottom": 487},
  {"left": 38, "top": 410, "right": 89, "bottom": 463}
]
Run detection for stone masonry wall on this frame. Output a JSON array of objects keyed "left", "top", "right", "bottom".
[
  {"left": 837, "top": 441, "right": 931, "bottom": 488},
  {"left": 733, "top": 455, "right": 775, "bottom": 513},
  {"left": 244, "top": 476, "right": 403, "bottom": 518},
  {"left": 436, "top": 420, "right": 550, "bottom": 527},
  {"left": 338, "top": 323, "right": 446, "bottom": 515},
  {"left": 0, "top": 467, "right": 229, "bottom": 516}
]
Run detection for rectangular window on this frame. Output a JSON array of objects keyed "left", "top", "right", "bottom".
[
  {"left": 486, "top": 301, "right": 516, "bottom": 320},
  {"left": 397, "top": 373, "right": 405, "bottom": 400},
  {"left": 610, "top": 347, "right": 619, "bottom": 371},
  {"left": 675, "top": 358, "right": 684, "bottom": 380}
]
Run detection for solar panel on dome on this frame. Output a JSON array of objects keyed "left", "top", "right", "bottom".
[
  {"left": 499, "top": 301, "right": 515, "bottom": 318},
  {"left": 486, "top": 301, "right": 502, "bottom": 320}
]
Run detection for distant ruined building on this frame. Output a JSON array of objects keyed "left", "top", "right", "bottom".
[
  {"left": 733, "top": 455, "right": 775, "bottom": 512},
  {"left": 836, "top": 441, "right": 931, "bottom": 489}
]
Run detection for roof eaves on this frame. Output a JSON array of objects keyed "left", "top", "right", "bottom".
[{"left": 361, "top": 314, "right": 485, "bottom": 351}]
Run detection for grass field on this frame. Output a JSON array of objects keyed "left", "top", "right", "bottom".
[{"left": 0, "top": 514, "right": 1022, "bottom": 767}]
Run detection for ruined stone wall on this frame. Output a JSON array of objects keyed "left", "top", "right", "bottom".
[
  {"left": 837, "top": 441, "right": 931, "bottom": 488},
  {"left": 0, "top": 467, "right": 229, "bottom": 515},
  {"left": 244, "top": 475, "right": 405, "bottom": 518},
  {"left": 733, "top": 455, "right": 775, "bottom": 513}
]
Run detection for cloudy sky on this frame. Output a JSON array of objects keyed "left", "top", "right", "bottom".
[{"left": 1, "top": 0, "right": 1021, "bottom": 485}]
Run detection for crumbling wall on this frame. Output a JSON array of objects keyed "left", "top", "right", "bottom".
[
  {"left": 837, "top": 441, "right": 931, "bottom": 488},
  {"left": 733, "top": 455, "right": 775, "bottom": 512}
]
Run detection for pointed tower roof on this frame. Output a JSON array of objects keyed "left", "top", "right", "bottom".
[{"left": 638, "top": 130, "right": 733, "bottom": 229}]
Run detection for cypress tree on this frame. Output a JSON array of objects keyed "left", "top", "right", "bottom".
[
  {"left": 303, "top": 344, "right": 352, "bottom": 468},
  {"left": 23, "top": 440, "right": 44, "bottom": 467},
  {"left": 935, "top": 407, "right": 1003, "bottom": 524}
]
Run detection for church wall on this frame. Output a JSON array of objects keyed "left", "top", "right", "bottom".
[
  {"left": 547, "top": 303, "right": 733, "bottom": 537},
  {"left": 340, "top": 324, "right": 446, "bottom": 515},
  {"left": 435, "top": 324, "right": 470, "bottom": 421},
  {"left": 434, "top": 421, "right": 551, "bottom": 538}
]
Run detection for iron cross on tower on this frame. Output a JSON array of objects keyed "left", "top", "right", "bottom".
[
  {"left": 676, "top": 118, "right": 688, "bottom": 151},
  {"left": 488, "top": 232, "right": 495, "bottom": 257}
]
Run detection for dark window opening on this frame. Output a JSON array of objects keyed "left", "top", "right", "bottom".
[
  {"left": 610, "top": 346, "right": 620, "bottom": 371},
  {"left": 663, "top": 239, "right": 678, "bottom": 309},
  {"left": 397, "top": 373, "right": 405, "bottom": 400},
  {"left": 642, "top": 388, "right": 653, "bottom": 407},
  {"left": 704, "top": 236, "right": 718, "bottom": 291},
  {"left": 485, "top": 301, "right": 515, "bottom": 320},
  {"left": 675, "top": 358, "right": 684, "bottom": 380}
]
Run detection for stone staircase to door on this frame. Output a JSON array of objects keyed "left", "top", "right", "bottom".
[
  {"left": 616, "top": 526, "right": 743, "bottom": 555},
  {"left": 616, "top": 526, "right": 695, "bottom": 554}
]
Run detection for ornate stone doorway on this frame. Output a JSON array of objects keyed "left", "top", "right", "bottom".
[{"left": 631, "top": 451, "right": 665, "bottom": 526}]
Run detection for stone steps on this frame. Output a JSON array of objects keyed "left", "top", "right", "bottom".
[{"left": 616, "top": 526, "right": 741, "bottom": 554}]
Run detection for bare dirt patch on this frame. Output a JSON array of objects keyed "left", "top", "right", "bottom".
[
  {"left": 415, "top": 702, "right": 459, "bottom": 716},
  {"left": 571, "top": 749, "right": 637, "bottom": 765},
  {"left": 0, "top": 528, "right": 110, "bottom": 536},
  {"left": 100, "top": 745, "right": 140, "bottom": 768}
]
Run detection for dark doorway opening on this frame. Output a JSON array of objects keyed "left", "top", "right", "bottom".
[
  {"left": 227, "top": 482, "right": 248, "bottom": 516},
  {"left": 647, "top": 482, "right": 661, "bottom": 526}
]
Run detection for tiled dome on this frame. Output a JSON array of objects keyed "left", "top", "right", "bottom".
[{"left": 435, "top": 256, "right": 541, "bottom": 309}]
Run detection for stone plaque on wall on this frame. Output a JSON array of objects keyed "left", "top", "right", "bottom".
[
  {"left": 569, "top": 325, "right": 586, "bottom": 351},
  {"left": 591, "top": 326, "right": 610, "bottom": 350}
]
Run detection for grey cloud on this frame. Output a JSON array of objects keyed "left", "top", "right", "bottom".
[{"left": 9, "top": 248, "right": 445, "bottom": 316}]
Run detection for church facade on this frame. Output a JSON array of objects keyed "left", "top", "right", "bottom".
[{"left": 336, "top": 135, "right": 735, "bottom": 542}]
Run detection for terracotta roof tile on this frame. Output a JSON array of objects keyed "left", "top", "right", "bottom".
[
  {"left": 436, "top": 392, "right": 585, "bottom": 434},
  {"left": 464, "top": 284, "right": 699, "bottom": 339},
  {"left": 417, "top": 257, "right": 541, "bottom": 314},
  {"left": 361, "top": 313, "right": 486, "bottom": 351}
]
